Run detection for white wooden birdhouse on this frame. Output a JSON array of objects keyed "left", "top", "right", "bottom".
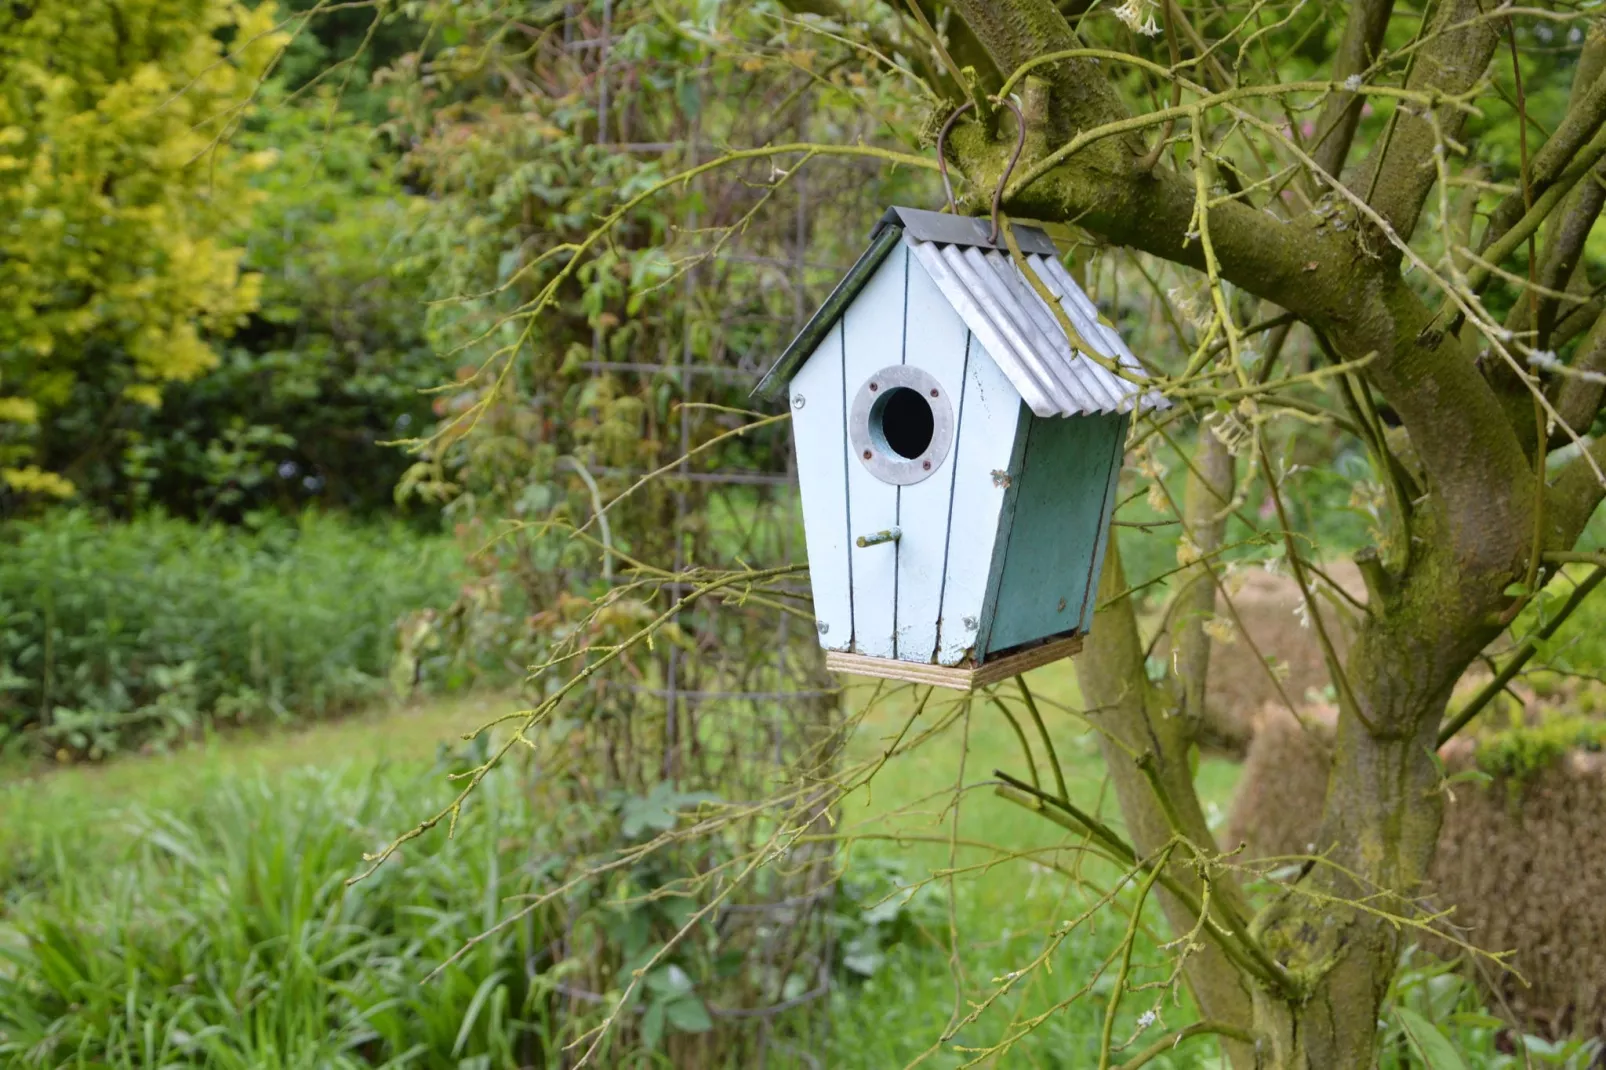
[{"left": 753, "top": 207, "right": 1167, "bottom": 690}]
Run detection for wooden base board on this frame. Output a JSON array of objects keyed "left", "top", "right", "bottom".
[{"left": 824, "top": 635, "right": 1084, "bottom": 692}]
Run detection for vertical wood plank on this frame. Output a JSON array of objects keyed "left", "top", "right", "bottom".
[
  {"left": 895, "top": 251, "right": 972, "bottom": 663},
  {"left": 972, "top": 412, "right": 1034, "bottom": 659},
  {"left": 933, "top": 343, "right": 1027, "bottom": 666},
  {"left": 1077, "top": 413, "right": 1130, "bottom": 632},
  {"left": 843, "top": 244, "right": 908, "bottom": 659},
  {"left": 788, "top": 321, "right": 853, "bottom": 652}
]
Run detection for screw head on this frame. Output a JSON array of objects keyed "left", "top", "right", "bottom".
[
  {"left": 929, "top": 388, "right": 939, "bottom": 397},
  {"left": 792, "top": 394, "right": 806, "bottom": 409},
  {"left": 862, "top": 449, "right": 873, "bottom": 460},
  {"left": 869, "top": 382, "right": 878, "bottom": 391},
  {"left": 922, "top": 460, "right": 931, "bottom": 470},
  {"left": 963, "top": 616, "right": 978, "bottom": 630},
  {"left": 816, "top": 620, "right": 829, "bottom": 635}
]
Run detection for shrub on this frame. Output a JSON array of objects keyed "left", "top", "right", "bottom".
[
  {"left": 0, "top": 510, "right": 463, "bottom": 757},
  {"left": 40, "top": 97, "right": 441, "bottom": 522}
]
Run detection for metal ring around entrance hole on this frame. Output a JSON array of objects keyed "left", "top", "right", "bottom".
[{"left": 848, "top": 365, "right": 955, "bottom": 486}]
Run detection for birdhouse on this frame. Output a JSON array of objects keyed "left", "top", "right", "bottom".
[{"left": 753, "top": 207, "right": 1167, "bottom": 690}]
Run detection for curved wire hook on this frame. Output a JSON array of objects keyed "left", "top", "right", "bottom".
[
  {"left": 935, "top": 101, "right": 975, "bottom": 214},
  {"left": 989, "top": 98, "right": 1028, "bottom": 244},
  {"left": 933, "top": 98, "right": 1029, "bottom": 245}
]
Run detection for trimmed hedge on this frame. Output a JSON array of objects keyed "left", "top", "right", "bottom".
[{"left": 1228, "top": 708, "right": 1606, "bottom": 1040}]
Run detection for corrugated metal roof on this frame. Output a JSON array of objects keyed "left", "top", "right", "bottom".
[
  {"left": 908, "top": 239, "right": 1165, "bottom": 417},
  {"left": 754, "top": 206, "right": 1167, "bottom": 416}
]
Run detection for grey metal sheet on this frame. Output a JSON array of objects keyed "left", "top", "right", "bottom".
[
  {"left": 872, "top": 206, "right": 1060, "bottom": 257},
  {"left": 1003, "top": 252, "right": 1127, "bottom": 412},
  {"left": 910, "top": 238, "right": 1165, "bottom": 417},
  {"left": 966, "top": 246, "right": 1104, "bottom": 412},
  {"left": 909, "top": 241, "right": 1058, "bottom": 416},
  {"left": 943, "top": 244, "right": 1069, "bottom": 416}
]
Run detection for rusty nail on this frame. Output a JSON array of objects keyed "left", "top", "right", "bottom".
[
  {"left": 862, "top": 449, "right": 873, "bottom": 459},
  {"left": 869, "top": 382, "right": 878, "bottom": 391},
  {"left": 922, "top": 460, "right": 931, "bottom": 470},
  {"left": 929, "top": 388, "right": 939, "bottom": 397}
]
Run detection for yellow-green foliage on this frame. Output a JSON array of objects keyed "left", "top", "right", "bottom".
[
  {"left": 1474, "top": 716, "right": 1606, "bottom": 783},
  {"left": 0, "top": 0, "right": 287, "bottom": 497}
]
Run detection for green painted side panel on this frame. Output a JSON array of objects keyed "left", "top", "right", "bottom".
[
  {"left": 982, "top": 411, "right": 1127, "bottom": 658},
  {"left": 970, "top": 403, "right": 1034, "bottom": 662}
]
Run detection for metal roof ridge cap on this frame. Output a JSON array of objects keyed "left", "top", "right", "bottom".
[{"left": 879, "top": 205, "right": 1061, "bottom": 256}]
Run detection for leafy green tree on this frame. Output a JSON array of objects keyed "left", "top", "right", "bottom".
[
  {"left": 0, "top": 0, "right": 285, "bottom": 502},
  {"left": 44, "top": 94, "right": 441, "bottom": 520}
]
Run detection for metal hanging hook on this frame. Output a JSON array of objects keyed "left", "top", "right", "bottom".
[
  {"left": 933, "top": 97, "right": 1029, "bottom": 245},
  {"left": 989, "top": 98, "right": 1027, "bottom": 244},
  {"left": 935, "top": 101, "right": 975, "bottom": 215}
]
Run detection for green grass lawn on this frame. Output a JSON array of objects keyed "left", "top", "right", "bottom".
[
  {"left": 826, "top": 661, "right": 1240, "bottom": 1069},
  {"left": 0, "top": 671, "right": 1242, "bottom": 1069}
]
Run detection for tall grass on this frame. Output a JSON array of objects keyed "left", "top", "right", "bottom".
[
  {"left": 0, "top": 756, "right": 556, "bottom": 1068},
  {"left": 0, "top": 511, "right": 463, "bottom": 757}
]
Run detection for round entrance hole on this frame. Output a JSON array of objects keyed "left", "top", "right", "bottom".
[
  {"left": 870, "top": 386, "right": 935, "bottom": 460},
  {"left": 848, "top": 365, "right": 953, "bottom": 486}
]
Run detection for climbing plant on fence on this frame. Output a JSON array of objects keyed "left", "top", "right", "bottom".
[{"left": 356, "top": 2, "right": 936, "bottom": 1063}]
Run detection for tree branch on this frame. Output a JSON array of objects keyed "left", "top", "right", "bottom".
[
  {"left": 944, "top": 0, "right": 1126, "bottom": 143},
  {"left": 1552, "top": 307, "right": 1606, "bottom": 433},
  {"left": 1309, "top": 0, "right": 1395, "bottom": 179},
  {"left": 1117, "top": 1020, "right": 1259, "bottom": 1070},
  {"left": 1546, "top": 436, "right": 1606, "bottom": 543},
  {"left": 1073, "top": 541, "right": 1259, "bottom": 1057},
  {"left": 1356, "top": 0, "right": 1502, "bottom": 242},
  {"left": 1437, "top": 566, "right": 1606, "bottom": 744},
  {"left": 1480, "top": 22, "right": 1606, "bottom": 257},
  {"left": 1171, "top": 419, "right": 1240, "bottom": 743}
]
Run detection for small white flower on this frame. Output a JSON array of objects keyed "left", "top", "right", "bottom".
[
  {"left": 1529, "top": 349, "right": 1561, "bottom": 370},
  {"left": 1137, "top": 1010, "right": 1158, "bottom": 1030},
  {"left": 1294, "top": 601, "right": 1312, "bottom": 630},
  {"left": 1114, "top": 0, "right": 1163, "bottom": 35},
  {"left": 1343, "top": 73, "right": 1363, "bottom": 92}
]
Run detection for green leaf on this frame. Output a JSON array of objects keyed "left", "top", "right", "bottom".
[
  {"left": 1395, "top": 1006, "right": 1470, "bottom": 1070},
  {"left": 665, "top": 997, "right": 713, "bottom": 1034},
  {"left": 645, "top": 964, "right": 694, "bottom": 999},
  {"left": 620, "top": 783, "right": 721, "bottom": 838},
  {"left": 641, "top": 1001, "right": 666, "bottom": 1051}
]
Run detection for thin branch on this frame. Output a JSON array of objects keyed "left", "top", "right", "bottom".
[
  {"left": 1116, "top": 1020, "right": 1259, "bottom": 1070},
  {"left": 1437, "top": 566, "right": 1606, "bottom": 744}
]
